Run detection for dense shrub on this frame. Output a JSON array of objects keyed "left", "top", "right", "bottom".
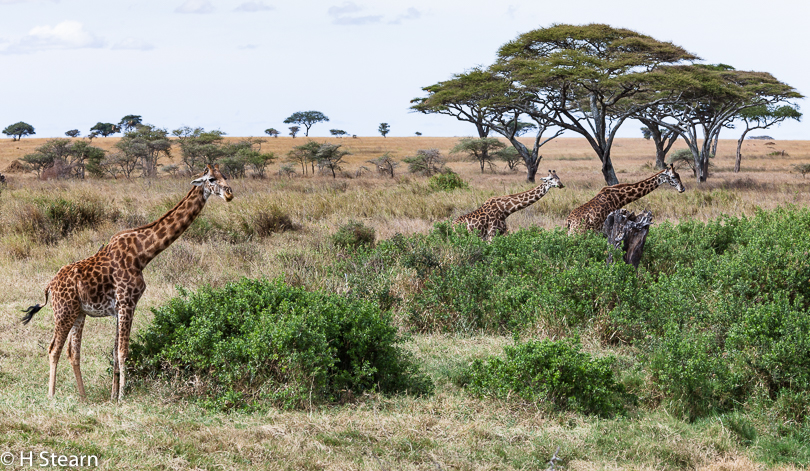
[
  {"left": 647, "top": 324, "right": 743, "bottom": 421},
  {"left": 332, "top": 220, "right": 375, "bottom": 250},
  {"left": 462, "top": 338, "right": 630, "bottom": 417},
  {"left": 329, "top": 207, "right": 810, "bottom": 422},
  {"left": 427, "top": 171, "right": 468, "bottom": 192},
  {"left": 129, "top": 278, "right": 432, "bottom": 410}
]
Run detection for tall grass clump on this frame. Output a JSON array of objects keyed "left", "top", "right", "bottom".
[
  {"left": 0, "top": 193, "right": 119, "bottom": 245},
  {"left": 129, "top": 278, "right": 432, "bottom": 410}
]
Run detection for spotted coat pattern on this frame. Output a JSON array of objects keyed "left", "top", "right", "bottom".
[
  {"left": 21, "top": 164, "right": 233, "bottom": 401},
  {"left": 453, "top": 170, "right": 564, "bottom": 241},
  {"left": 566, "top": 165, "right": 685, "bottom": 235}
]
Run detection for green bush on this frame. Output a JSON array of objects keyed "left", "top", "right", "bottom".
[
  {"left": 647, "top": 324, "right": 743, "bottom": 421},
  {"left": 427, "top": 171, "right": 469, "bottom": 192},
  {"left": 129, "top": 278, "right": 432, "bottom": 410},
  {"left": 332, "top": 220, "right": 375, "bottom": 250},
  {"left": 462, "top": 338, "right": 630, "bottom": 417}
]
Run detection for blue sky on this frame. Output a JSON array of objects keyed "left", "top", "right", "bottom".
[{"left": 1, "top": 0, "right": 807, "bottom": 139}]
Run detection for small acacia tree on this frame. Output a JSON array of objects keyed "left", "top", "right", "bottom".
[
  {"left": 494, "top": 146, "right": 524, "bottom": 171},
  {"left": 734, "top": 104, "right": 801, "bottom": 172},
  {"left": 172, "top": 127, "right": 228, "bottom": 173},
  {"left": 116, "top": 124, "right": 171, "bottom": 178},
  {"left": 65, "top": 129, "right": 81, "bottom": 138},
  {"left": 284, "top": 111, "right": 329, "bottom": 137},
  {"left": 378, "top": 123, "right": 390, "bottom": 137},
  {"left": 289, "top": 126, "right": 300, "bottom": 138},
  {"left": 367, "top": 153, "right": 399, "bottom": 178},
  {"left": 404, "top": 148, "right": 445, "bottom": 176},
  {"left": 264, "top": 128, "right": 280, "bottom": 138},
  {"left": 316, "top": 143, "right": 350, "bottom": 178},
  {"left": 286, "top": 141, "right": 321, "bottom": 175},
  {"left": 2, "top": 122, "right": 35, "bottom": 141},
  {"left": 451, "top": 137, "right": 506, "bottom": 173},
  {"left": 330, "top": 129, "right": 348, "bottom": 137}
]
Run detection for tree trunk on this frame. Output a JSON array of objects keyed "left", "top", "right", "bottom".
[
  {"left": 601, "top": 151, "right": 619, "bottom": 186},
  {"left": 734, "top": 126, "right": 751, "bottom": 173},
  {"left": 603, "top": 209, "right": 653, "bottom": 268}
]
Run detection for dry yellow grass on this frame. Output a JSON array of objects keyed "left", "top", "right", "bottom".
[{"left": 2, "top": 136, "right": 809, "bottom": 470}]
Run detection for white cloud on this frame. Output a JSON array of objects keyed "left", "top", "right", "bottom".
[
  {"left": 112, "top": 38, "right": 155, "bottom": 51},
  {"left": 328, "top": 2, "right": 362, "bottom": 16},
  {"left": 389, "top": 7, "right": 420, "bottom": 25},
  {"left": 328, "top": 2, "right": 382, "bottom": 25},
  {"left": 1, "top": 20, "right": 104, "bottom": 54},
  {"left": 234, "top": 1, "right": 274, "bottom": 12},
  {"left": 175, "top": 0, "right": 213, "bottom": 14}
]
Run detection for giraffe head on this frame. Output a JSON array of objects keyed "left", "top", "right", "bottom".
[
  {"left": 542, "top": 170, "right": 564, "bottom": 189},
  {"left": 658, "top": 164, "right": 685, "bottom": 193},
  {"left": 192, "top": 164, "right": 234, "bottom": 201}
]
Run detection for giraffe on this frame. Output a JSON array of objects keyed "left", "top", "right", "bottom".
[
  {"left": 566, "top": 164, "right": 685, "bottom": 235},
  {"left": 21, "top": 164, "right": 233, "bottom": 401},
  {"left": 453, "top": 170, "right": 564, "bottom": 241}
]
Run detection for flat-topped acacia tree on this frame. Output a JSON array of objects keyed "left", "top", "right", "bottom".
[
  {"left": 2, "top": 121, "right": 35, "bottom": 141},
  {"left": 412, "top": 67, "right": 562, "bottom": 183},
  {"left": 637, "top": 64, "right": 802, "bottom": 182},
  {"left": 284, "top": 111, "right": 329, "bottom": 137},
  {"left": 494, "top": 24, "right": 698, "bottom": 185}
]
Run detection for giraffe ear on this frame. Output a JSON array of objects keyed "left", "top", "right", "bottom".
[{"left": 191, "top": 166, "right": 212, "bottom": 186}]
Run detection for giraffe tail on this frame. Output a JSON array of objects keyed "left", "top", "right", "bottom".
[{"left": 21, "top": 286, "right": 50, "bottom": 325}]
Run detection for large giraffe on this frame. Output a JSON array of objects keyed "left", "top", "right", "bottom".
[
  {"left": 566, "top": 165, "right": 685, "bottom": 235},
  {"left": 454, "top": 170, "right": 564, "bottom": 241},
  {"left": 21, "top": 164, "right": 233, "bottom": 401}
]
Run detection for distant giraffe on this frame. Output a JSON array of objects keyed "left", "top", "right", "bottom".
[
  {"left": 21, "top": 164, "right": 233, "bottom": 401},
  {"left": 566, "top": 165, "right": 685, "bottom": 235},
  {"left": 454, "top": 170, "right": 564, "bottom": 241}
]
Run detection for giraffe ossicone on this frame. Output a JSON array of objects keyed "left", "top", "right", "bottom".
[
  {"left": 566, "top": 164, "right": 685, "bottom": 235},
  {"left": 453, "top": 170, "right": 564, "bottom": 241},
  {"left": 21, "top": 164, "right": 233, "bottom": 402}
]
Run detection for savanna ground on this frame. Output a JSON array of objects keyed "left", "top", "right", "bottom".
[{"left": 1, "top": 135, "right": 809, "bottom": 470}]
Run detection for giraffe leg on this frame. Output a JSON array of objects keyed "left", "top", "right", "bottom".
[
  {"left": 115, "top": 307, "right": 135, "bottom": 402},
  {"left": 47, "top": 304, "right": 79, "bottom": 399},
  {"left": 111, "top": 315, "right": 120, "bottom": 402},
  {"left": 66, "top": 314, "right": 87, "bottom": 399}
]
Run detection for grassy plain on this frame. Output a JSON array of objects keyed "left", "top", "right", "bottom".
[{"left": 1, "top": 136, "right": 809, "bottom": 470}]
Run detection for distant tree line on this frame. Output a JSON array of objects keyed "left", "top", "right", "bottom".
[{"left": 15, "top": 115, "right": 276, "bottom": 181}]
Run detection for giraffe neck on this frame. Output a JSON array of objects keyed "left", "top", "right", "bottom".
[
  {"left": 611, "top": 173, "right": 662, "bottom": 209},
  {"left": 501, "top": 182, "right": 552, "bottom": 217},
  {"left": 115, "top": 185, "right": 208, "bottom": 269}
]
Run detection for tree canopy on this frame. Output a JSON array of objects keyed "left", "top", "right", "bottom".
[
  {"left": 636, "top": 64, "right": 802, "bottom": 181},
  {"left": 118, "top": 115, "right": 143, "bottom": 133},
  {"left": 2, "top": 121, "right": 35, "bottom": 141},
  {"left": 378, "top": 123, "right": 390, "bottom": 137},
  {"left": 493, "top": 23, "right": 699, "bottom": 185},
  {"left": 283, "top": 111, "right": 329, "bottom": 137},
  {"left": 90, "top": 122, "right": 120, "bottom": 137}
]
